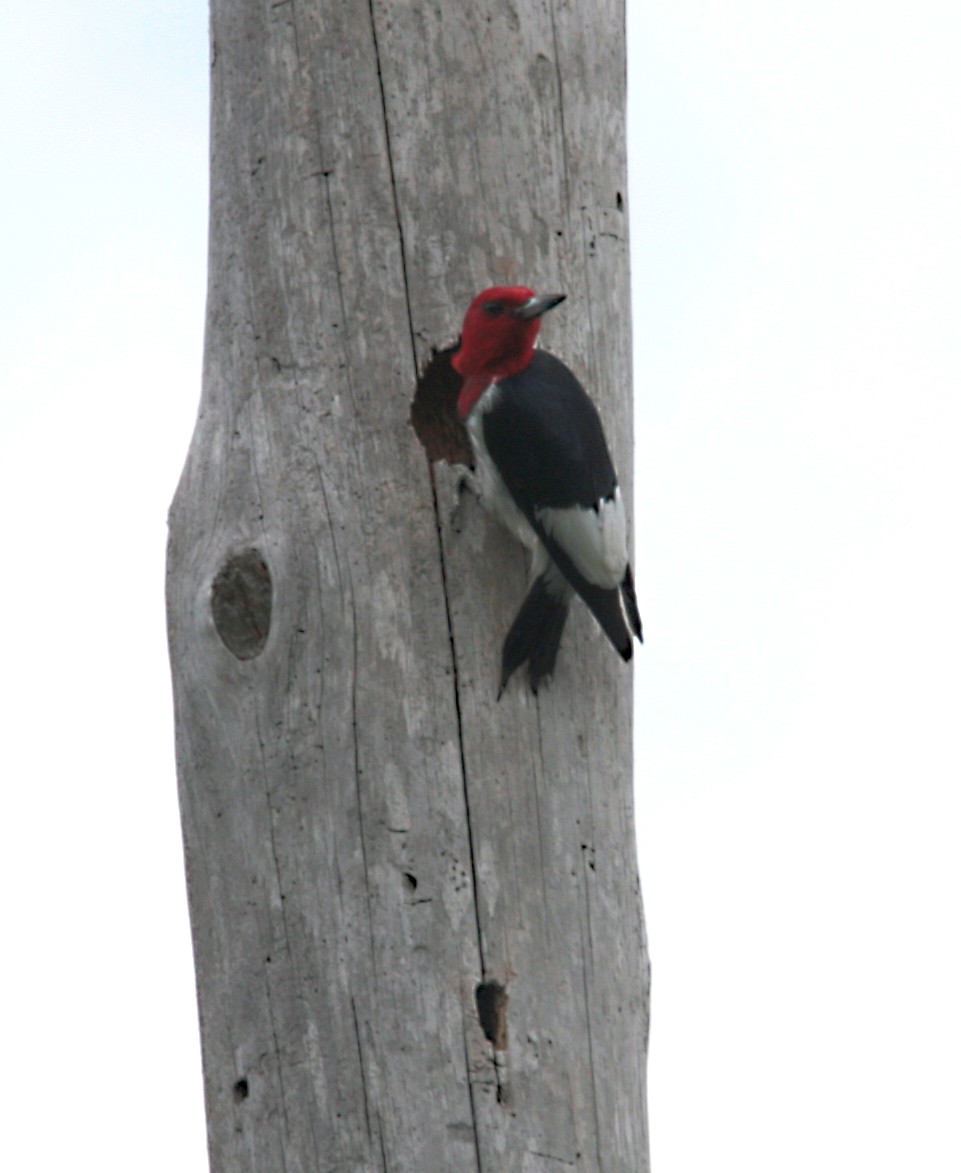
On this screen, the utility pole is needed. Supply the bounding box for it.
[166,1,649,1168]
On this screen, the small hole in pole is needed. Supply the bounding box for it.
[475,980,509,1051]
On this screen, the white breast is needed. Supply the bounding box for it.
[465,383,539,551]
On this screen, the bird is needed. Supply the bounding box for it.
[451,285,642,694]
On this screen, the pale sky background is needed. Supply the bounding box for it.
[2,2,959,1170]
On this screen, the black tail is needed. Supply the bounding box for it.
[536,531,643,663]
[499,575,571,697]
[573,578,635,660]
[621,565,643,643]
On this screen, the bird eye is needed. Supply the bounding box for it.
[483,302,504,316]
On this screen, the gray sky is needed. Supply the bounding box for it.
[2,2,959,1169]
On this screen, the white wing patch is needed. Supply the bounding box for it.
[465,382,626,592]
[536,488,627,589]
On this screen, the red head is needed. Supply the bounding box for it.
[452,286,566,413]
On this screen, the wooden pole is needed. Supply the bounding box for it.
[167,0,649,1168]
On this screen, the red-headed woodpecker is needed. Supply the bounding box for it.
[452,285,642,694]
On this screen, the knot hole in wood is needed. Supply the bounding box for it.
[211,548,272,660]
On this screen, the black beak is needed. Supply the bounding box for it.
[513,292,566,320]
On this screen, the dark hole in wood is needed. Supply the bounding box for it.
[233,1078,249,1103]
[403,872,418,891]
[475,980,508,1051]
[211,548,272,659]
[410,344,473,467]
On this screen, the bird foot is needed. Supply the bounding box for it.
[450,471,480,533]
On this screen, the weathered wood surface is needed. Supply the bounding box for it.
[166,0,650,1169]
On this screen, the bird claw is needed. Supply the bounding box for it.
[450,472,480,533]
[458,471,480,500]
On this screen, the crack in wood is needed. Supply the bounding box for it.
[367,0,488,1037]
[322,172,360,418]
[366,0,416,360]
[253,704,297,1164]
[580,833,603,1172]
[548,0,571,216]
[349,583,379,980]
[461,1019,486,1173]
[351,998,375,1148]
[263,974,292,1169]
[426,460,488,975]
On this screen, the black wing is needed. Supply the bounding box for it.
[482,350,617,513]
